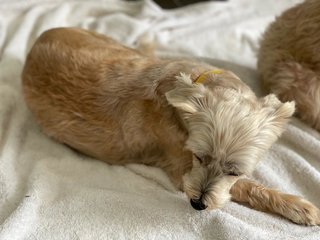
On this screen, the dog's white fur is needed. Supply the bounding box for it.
[168,73,295,209]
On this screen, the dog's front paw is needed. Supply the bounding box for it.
[280,195,320,226]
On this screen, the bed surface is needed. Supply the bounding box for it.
[1,0,320,239]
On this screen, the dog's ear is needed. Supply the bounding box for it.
[260,94,295,137]
[262,94,295,120]
[231,94,295,170]
[165,73,205,115]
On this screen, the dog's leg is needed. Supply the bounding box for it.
[230,178,320,225]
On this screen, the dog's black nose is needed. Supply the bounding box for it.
[190,198,207,211]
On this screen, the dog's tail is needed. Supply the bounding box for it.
[261,61,320,131]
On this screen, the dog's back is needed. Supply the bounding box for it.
[22,28,186,165]
[258,0,320,130]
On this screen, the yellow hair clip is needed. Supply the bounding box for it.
[194,69,223,84]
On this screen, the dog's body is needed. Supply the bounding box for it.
[22,28,212,188]
[22,27,320,225]
[258,0,320,131]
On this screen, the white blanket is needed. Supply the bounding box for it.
[1,0,320,239]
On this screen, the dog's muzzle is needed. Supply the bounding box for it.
[190,198,207,211]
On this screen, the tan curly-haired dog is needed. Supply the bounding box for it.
[258,0,320,131]
[22,27,320,225]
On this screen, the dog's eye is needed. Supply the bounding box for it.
[228,172,240,177]
[194,154,203,163]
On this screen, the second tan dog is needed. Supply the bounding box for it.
[258,0,320,131]
[22,27,320,225]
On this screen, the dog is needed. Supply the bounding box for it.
[258,0,320,131]
[22,27,320,225]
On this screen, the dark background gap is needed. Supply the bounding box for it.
[125,0,228,9]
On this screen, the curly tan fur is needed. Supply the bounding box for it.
[22,27,319,225]
[258,0,320,131]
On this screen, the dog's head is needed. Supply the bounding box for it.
[165,71,295,211]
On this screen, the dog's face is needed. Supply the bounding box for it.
[166,72,295,210]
